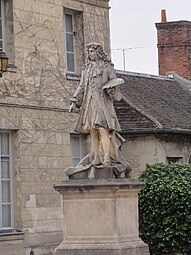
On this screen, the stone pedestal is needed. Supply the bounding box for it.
[54,179,149,255]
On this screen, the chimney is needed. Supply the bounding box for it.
[161,9,167,23]
[155,11,191,80]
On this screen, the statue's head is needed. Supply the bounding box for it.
[87,43,110,63]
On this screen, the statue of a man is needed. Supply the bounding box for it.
[70,43,131,174]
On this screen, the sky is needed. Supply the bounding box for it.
[109,0,191,75]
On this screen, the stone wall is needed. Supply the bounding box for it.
[0,100,77,254]
[4,0,110,102]
[0,0,111,254]
[123,134,191,179]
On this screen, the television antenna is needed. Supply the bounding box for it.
[112,47,145,71]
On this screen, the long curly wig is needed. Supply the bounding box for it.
[87,43,111,63]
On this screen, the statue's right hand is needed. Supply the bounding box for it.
[69,102,76,112]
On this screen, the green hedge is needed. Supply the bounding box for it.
[139,163,191,255]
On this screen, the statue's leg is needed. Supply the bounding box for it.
[90,129,101,165]
[99,127,111,166]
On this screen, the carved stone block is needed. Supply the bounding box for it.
[54,179,150,255]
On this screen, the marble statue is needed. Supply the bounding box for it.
[67,43,132,179]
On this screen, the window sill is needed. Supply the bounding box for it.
[66,73,80,81]
[0,229,25,241]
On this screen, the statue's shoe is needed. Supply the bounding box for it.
[93,154,102,166]
[103,155,111,167]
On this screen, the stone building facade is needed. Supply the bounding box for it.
[0,0,110,254]
[2,2,191,254]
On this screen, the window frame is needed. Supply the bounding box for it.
[0,0,5,52]
[0,131,14,231]
[166,156,183,164]
[64,10,76,74]
[70,134,83,167]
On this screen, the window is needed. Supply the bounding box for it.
[64,12,75,73]
[64,8,84,75]
[0,0,5,52]
[167,156,183,164]
[70,135,82,166]
[0,0,15,63]
[70,134,89,167]
[0,132,13,231]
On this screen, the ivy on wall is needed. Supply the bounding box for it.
[139,163,191,255]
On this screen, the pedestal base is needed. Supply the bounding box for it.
[55,240,149,255]
[54,179,150,255]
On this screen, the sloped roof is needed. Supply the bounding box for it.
[114,98,158,132]
[116,71,191,133]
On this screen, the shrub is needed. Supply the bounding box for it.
[139,163,191,255]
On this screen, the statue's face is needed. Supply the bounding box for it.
[88,47,98,61]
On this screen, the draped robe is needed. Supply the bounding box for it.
[70,60,132,176]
